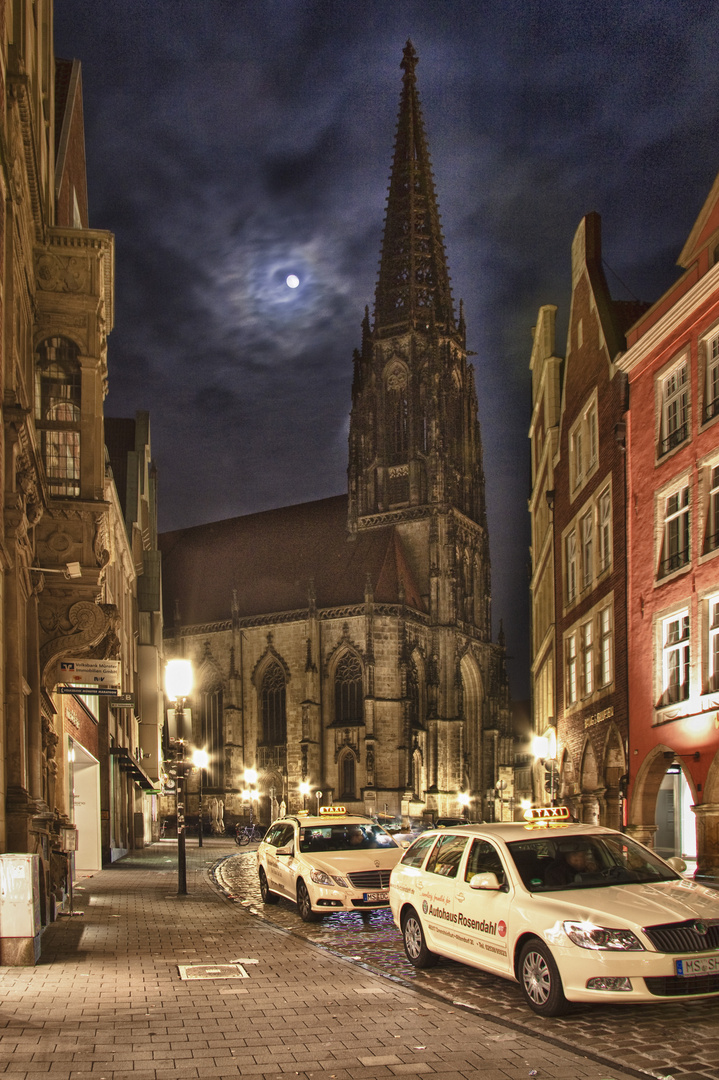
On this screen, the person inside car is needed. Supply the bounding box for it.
[544,842,598,886]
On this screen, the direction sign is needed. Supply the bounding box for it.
[57,658,121,688]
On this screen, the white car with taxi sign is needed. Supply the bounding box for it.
[389,807,719,1015]
[256,806,403,921]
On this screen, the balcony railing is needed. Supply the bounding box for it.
[705,396,719,423]
[659,547,689,577]
[660,423,688,456]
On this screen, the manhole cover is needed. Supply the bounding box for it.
[178,964,249,980]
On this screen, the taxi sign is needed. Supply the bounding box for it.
[319,805,347,816]
[523,806,571,829]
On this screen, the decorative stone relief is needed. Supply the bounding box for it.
[39,600,119,691]
[36,253,89,294]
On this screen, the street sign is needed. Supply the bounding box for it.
[57,686,119,696]
[110,694,135,708]
[58,659,121,688]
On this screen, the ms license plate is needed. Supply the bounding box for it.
[363,890,389,903]
[675,954,719,977]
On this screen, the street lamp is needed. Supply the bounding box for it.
[165,658,193,895]
[315,789,323,815]
[192,749,209,847]
[244,768,258,826]
[533,729,558,805]
[299,781,310,810]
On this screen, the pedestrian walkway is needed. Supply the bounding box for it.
[0,839,642,1080]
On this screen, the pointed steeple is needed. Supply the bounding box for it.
[373,41,456,338]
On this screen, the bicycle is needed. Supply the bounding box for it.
[236,823,265,846]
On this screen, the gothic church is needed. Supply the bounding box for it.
[160,43,511,827]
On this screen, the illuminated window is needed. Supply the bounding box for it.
[661,612,690,706]
[566,633,577,705]
[569,398,598,492]
[598,606,613,687]
[705,333,719,422]
[660,361,689,456]
[659,484,690,577]
[566,530,577,604]
[598,487,612,572]
[708,598,719,693]
[704,464,719,555]
[581,511,593,590]
[581,621,593,696]
[35,337,81,497]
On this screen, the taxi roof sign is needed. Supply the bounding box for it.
[319,805,346,816]
[523,805,571,824]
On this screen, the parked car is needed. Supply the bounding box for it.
[257,806,403,922]
[389,807,719,1015]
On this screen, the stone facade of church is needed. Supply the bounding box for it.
[160,43,511,830]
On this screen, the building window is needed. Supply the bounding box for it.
[35,337,81,497]
[581,621,593,696]
[705,334,719,422]
[386,371,409,463]
[660,361,689,456]
[708,598,719,693]
[598,606,613,687]
[566,633,577,705]
[261,661,286,745]
[661,612,690,706]
[339,751,356,799]
[581,511,593,590]
[335,652,363,724]
[659,484,690,577]
[704,464,719,555]
[569,397,598,492]
[598,487,612,572]
[566,530,577,604]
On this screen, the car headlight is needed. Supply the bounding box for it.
[309,869,349,888]
[564,921,645,951]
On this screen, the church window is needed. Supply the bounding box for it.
[335,652,363,724]
[201,687,223,788]
[339,751,356,799]
[35,337,81,497]
[261,661,286,745]
[388,386,408,462]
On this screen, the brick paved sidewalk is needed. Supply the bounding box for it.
[0,839,641,1080]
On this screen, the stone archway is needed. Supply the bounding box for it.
[627,744,692,851]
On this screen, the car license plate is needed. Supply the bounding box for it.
[363,890,388,903]
[675,954,719,977]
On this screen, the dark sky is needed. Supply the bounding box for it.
[54,1,719,699]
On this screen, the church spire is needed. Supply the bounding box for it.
[373,41,456,338]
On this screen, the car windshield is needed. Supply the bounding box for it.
[506,832,681,891]
[299,823,398,853]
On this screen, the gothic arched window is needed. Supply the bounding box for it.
[386,370,408,463]
[335,652,363,724]
[261,661,286,745]
[35,337,81,497]
[339,751,356,799]
[201,686,223,789]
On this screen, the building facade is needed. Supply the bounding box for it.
[529,214,643,826]
[0,4,162,954]
[160,43,511,831]
[617,169,719,876]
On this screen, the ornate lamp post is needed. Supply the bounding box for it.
[165,658,193,895]
[192,749,209,847]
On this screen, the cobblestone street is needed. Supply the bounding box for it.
[215,849,719,1080]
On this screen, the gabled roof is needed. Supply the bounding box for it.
[678,168,719,270]
[159,495,425,628]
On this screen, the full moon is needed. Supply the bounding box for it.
[286,274,300,289]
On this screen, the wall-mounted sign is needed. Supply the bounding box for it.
[110,694,135,708]
[58,659,121,688]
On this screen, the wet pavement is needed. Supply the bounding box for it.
[215,848,719,1080]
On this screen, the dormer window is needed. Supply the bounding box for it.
[35,337,81,498]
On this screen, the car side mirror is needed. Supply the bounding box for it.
[665,856,687,873]
[400,840,410,849]
[276,843,293,856]
[469,871,502,891]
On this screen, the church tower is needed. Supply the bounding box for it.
[348,41,491,642]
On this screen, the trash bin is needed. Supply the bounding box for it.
[0,853,41,965]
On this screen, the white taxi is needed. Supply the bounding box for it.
[257,807,403,922]
[389,808,719,1016]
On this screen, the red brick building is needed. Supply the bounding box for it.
[530,214,645,826]
[617,170,719,876]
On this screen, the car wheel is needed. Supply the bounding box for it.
[518,937,569,1016]
[258,868,279,905]
[401,907,438,968]
[296,879,322,922]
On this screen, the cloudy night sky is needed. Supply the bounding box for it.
[54,1,719,697]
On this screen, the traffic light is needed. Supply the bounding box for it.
[544,762,559,794]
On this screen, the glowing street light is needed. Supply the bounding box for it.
[165,659,193,895]
[244,768,258,827]
[458,791,470,820]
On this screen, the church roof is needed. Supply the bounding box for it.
[373,40,456,338]
[159,494,425,628]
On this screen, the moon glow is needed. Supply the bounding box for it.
[286,274,300,289]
